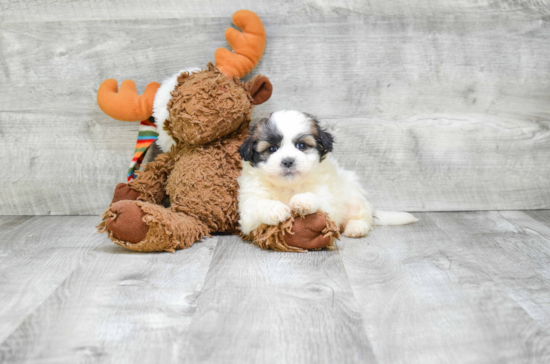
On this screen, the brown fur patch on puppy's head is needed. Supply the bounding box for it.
[239,116,282,166]
[302,113,334,160]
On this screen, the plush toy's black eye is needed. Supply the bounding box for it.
[295,142,306,150]
[268,146,278,153]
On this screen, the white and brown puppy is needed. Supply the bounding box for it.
[237,110,418,237]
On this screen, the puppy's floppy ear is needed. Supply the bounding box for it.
[316,128,334,158]
[239,122,259,162]
[305,113,334,159]
[239,136,256,162]
[248,75,273,105]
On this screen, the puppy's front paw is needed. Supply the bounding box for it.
[343,219,370,238]
[264,202,291,225]
[289,193,318,216]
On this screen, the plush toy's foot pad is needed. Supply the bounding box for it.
[112,183,141,205]
[244,211,340,253]
[98,201,210,253]
[105,200,149,243]
[285,213,335,250]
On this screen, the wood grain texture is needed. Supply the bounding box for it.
[430,211,550,332]
[0,232,217,364]
[339,211,550,363]
[1,1,550,214]
[525,209,550,227]
[183,235,376,364]
[0,216,102,343]
[327,116,550,211]
[1,0,549,22]
[2,213,550,363]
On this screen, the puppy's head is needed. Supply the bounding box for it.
[239,110,334,185]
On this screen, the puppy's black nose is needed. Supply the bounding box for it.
[281,158,295,168]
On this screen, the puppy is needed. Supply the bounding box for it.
[237,110,418,238]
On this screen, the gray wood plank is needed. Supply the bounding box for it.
[2,212,550,363]
[0,216,102,343]
[327,116,550,211]
[1,12,550,214]
[429,211,550,331]
[183,235,375,364]
[0,112,138,215]
[3,15,550,119]
[0,230,217,363]
[1,0,549,22]
[525,210,550,227]
[428,211,550,356]
[339,212,550,364]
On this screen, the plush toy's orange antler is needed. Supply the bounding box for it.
[97,79,160,121]
[215,10,266,79]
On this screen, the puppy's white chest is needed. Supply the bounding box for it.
[270,187,301,204]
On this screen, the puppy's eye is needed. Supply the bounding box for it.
[268,146,278,153]
[295,142,306,150]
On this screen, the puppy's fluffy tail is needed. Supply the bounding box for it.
[374,210,419,226]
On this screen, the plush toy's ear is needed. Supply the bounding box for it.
[249,75,273,105]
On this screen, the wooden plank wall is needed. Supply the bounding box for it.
[1,0,549,215]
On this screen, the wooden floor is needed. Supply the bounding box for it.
[1,211,550,363]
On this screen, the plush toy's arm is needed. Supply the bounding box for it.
[243,212,340,253]
[128,151,175,204]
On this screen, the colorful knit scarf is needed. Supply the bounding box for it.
[127,117,158,181]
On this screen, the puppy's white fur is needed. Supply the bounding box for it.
[238,110,418,237]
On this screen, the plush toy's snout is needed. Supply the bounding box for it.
[164,66,273,146]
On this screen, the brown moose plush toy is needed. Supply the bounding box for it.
[97,10,339,252]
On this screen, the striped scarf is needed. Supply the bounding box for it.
[127,117,158,181]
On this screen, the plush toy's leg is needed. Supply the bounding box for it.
[127,152,174,205]
[97,200,209,252]
[111,183,141,204]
